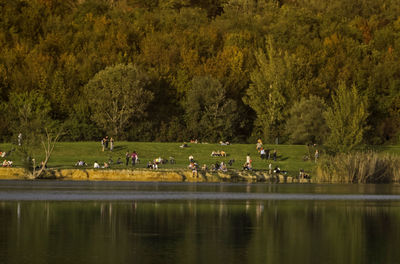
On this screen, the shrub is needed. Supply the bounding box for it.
[315,151,400,183]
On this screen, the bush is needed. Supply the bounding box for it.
[315,151,400,183]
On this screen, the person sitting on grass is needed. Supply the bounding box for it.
[214,161,220,171]
[219,162,227,172]
[2,159,12,167]
[192,167,198,178]
[154,157,163,164]
[243,162,251,170]
[93,161,100,169]
[75,160,87,166]
[273,167,287,174]
[189,155,194,163]
[188,162,198,170]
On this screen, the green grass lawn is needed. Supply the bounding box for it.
[1,141,400,177]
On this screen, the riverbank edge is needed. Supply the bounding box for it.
[0,168,310,183]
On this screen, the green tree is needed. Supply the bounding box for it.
[184,76,239,141]
[5,90,63,178]
[323,82,369,153]
[286,95,328,144]
[84,64,154,138]
[7,91,52,147]
[243,42,287,143]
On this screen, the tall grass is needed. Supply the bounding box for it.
[315,151,400,183]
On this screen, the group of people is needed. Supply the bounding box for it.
[187,160,229,177]
[259,148,277,161]
[211,150,226,157]
[2,159,13,167]
[93,161,107,169]
[75,160,87,167]
[256,139,277,161]
[101,136,114,152]
[125,151,139,166]
[93,157,123,168]
[213,161,228,172]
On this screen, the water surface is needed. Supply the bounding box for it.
[1,180,400,264]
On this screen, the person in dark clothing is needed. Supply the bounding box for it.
[105,136,109,149]
[125,151,130,166]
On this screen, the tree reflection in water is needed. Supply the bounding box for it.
[1,199,400,264]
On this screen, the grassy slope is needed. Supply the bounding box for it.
[1,142,400,177]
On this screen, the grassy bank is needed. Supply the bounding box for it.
[2,142,400,181]
[0,142,317,177]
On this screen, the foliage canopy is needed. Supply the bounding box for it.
[0,0,399,145]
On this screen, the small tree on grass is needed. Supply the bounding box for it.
[84,64,154,139]
[323,82,369,153]
[30,128,63,178]
[6,91,63,178]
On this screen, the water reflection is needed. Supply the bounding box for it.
[1,199,400,264]
[1,181,400,263]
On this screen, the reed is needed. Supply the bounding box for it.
[315,151,400,183]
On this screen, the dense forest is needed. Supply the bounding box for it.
[1,0,400,149]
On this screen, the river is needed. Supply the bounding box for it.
[1,180,400,264]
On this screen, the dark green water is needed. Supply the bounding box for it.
[1,181,400,264]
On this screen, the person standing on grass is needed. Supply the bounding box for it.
[101,138,105,152]
[273,149,277,161]
[131,151,137,166]
[105,136,109,149]
[110,137,114,151]
[314,149,319,162]
[18,133,22,146]
[260,148,266,159]
[125,151,130,166]
[246,154,251,166]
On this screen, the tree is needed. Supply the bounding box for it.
[84,64,154,138]
[323,82,369,153]
[7,91,52,148]
[286,95,328,144]
[31,127,63,179]
[184,76,239,142]
[6,90,63,178]
[243,41,287,143]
